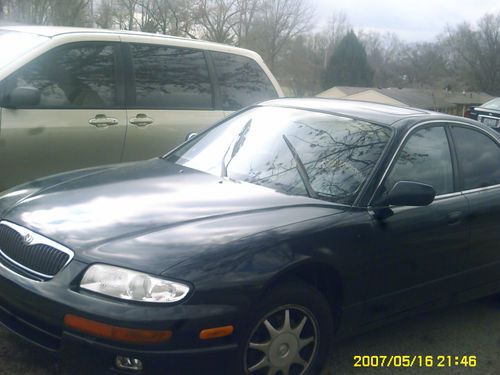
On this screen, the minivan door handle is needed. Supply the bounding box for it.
[129,114,154,127]
[89,114,119,128]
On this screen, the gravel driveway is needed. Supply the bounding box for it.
[0,297,498,375]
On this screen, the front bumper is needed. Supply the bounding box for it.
[0,260,241,373]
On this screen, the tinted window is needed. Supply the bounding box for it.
[6,43,119,107]
[386,126,454,195]
[167,106,391,204]
[452,127,500,189]
[211,51,278,110]
[131,44,212,109]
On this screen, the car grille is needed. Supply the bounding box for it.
[0,221,73,281]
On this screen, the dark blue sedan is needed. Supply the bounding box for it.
[0,99,499,375]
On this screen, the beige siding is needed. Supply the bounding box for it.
[345,90,406,106]
[316,87,348,99]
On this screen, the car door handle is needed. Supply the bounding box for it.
[89,114,119,128]
[447,210,463,225]
[129,114,154,127]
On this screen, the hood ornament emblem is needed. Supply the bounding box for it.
[23,233,33,245]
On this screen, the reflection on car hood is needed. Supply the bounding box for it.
[1,159,342,272]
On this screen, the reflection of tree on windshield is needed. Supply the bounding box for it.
[241,121,390,204]
[169,107,392,205]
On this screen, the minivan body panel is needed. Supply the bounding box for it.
[122,109,224,162]
[0,27,282,191]
[0,109,127,190]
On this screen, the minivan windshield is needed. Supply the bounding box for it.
[0,31,48,71]
[166,106,392,205]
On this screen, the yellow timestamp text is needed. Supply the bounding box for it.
[353,355,477,368]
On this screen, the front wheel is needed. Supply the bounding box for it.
[239,281,334,375]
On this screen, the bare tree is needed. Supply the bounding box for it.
[359,31,407,87]
[322,11,350,68]
[95,0,115,29]
[139,0,196,36]
[50,0,91,26]
[444,13,500,95]
[117,0,139,29]
[256,0,315,69]
[195,0,239,43]
[232,0,259,45]
[0,0,90,26]
[2,0,52,24]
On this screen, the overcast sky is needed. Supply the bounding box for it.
[315,0,500,42]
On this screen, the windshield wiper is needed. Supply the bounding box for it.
[282,134,318,199]
[221,119,252,178]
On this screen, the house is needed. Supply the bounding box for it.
[316,86,493,115]
[436,91,493,116]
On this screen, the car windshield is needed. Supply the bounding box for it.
[0,31,48,71]
[481,98,500,110]
[166,106,392,205]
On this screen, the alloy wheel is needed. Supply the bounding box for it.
[244,305,319,375]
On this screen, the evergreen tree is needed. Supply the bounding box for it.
[323,30,374,89]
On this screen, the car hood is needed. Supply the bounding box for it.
[0,159,344,274]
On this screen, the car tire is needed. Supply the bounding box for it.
[235,280,334,375]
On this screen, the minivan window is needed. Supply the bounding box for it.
[0,31,48,70]
[131,44,212,109]
[385,126,454,195]
[452,126,500,190]
[4,43,120,108]
[211,51,278,110]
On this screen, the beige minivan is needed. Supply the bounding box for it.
[0,26,283,191]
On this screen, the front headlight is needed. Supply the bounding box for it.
[80,264,190,303]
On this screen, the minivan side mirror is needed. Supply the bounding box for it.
[1,87,41,109]
[383,181,436,207]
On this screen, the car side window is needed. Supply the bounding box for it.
[385,126,454,196]
[211,51,278,110]
[6,43,119,108]
[452,126,500,190]
[131,44,212,109]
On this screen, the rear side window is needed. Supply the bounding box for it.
[4,43,119,108]
[131,44,212,109]
[211,51,278,110]
[452,126,500,190]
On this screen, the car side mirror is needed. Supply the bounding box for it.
[372,181,436,220]
[383,181,436,207]
[1,87,41,109]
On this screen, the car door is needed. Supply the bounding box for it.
[0,41,126,190]
[450,125,500,296]
[121,43,224,162]
[365,124,469,321]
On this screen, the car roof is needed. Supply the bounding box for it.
[0,25,260,58]
[260,97,479,127]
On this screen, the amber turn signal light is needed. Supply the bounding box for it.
[199,325,234,340]
[64,314,172,344]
